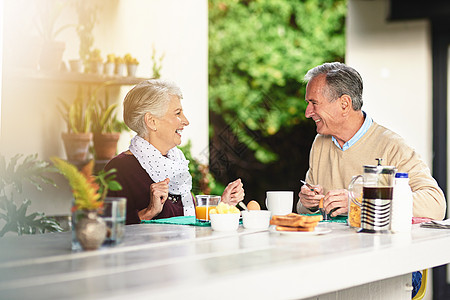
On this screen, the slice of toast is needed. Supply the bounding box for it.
[275,225,316,232]
[270,213,323,227]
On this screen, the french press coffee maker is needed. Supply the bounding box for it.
[348,158,396,233]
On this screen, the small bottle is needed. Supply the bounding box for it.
[390,172,413,233]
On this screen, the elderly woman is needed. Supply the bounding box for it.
[105,79,244,224]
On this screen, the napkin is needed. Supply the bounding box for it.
[141,216,211,227]
[412,217,432,224]
[420,219,450,229]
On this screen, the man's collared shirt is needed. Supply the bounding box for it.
[332,111,373,151]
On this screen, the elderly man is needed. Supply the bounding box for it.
[297,62,446,220]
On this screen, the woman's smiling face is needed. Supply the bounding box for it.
[152,95,189,154]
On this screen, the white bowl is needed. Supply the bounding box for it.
[209,213,240,231]
[241,210,272,229]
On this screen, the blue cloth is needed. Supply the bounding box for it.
[412,271,422,298]
[332,111,373,151]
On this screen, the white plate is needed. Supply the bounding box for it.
[269,226,331,236]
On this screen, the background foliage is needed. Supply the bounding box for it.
[0,154,63,237]
[208,0,346,206]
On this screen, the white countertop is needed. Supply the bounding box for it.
[0,222,449,299]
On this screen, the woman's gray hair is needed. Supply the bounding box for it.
[304,62,363,110]
[123,79,183,136]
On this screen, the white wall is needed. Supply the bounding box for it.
[0,0,208,216]
[347,1,434,297]
[89,0,209,162]
[347,0,432,167]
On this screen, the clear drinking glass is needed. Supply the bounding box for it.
[100,197,127,245]
[195,195,221,222]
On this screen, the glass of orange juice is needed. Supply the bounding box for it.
[195,195,221,222]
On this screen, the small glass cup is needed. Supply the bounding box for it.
[195,195,220,222]
[100,197,127,245]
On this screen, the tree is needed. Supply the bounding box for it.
[209,0,346,204]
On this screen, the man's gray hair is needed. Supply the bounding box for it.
[304,62,363,110]
[123,79,183,137]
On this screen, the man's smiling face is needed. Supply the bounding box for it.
[304,74,343,137]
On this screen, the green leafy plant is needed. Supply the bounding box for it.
[151,44,165,79]
[75,0,97,64]
[0,154,63,237]
[91,98,118,134]
[179,141,225,196]
[58,86,93,134]
[90,88,129,134]
[51,157,122,212]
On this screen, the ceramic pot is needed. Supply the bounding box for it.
[69,59,83,73]
[61,132,92,162]
[104,62,115,76]
[89,61,103,75]
[75,211,106,251]
[93,132,120,160]
[39,41,65,71]
[127,64,138,77]
[115,63,126,76]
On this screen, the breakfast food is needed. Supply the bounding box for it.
[348,198,361,228]
[247,200,261,210]
[270,213,323,232]
[274,225,316,232]
[209,202,240,215]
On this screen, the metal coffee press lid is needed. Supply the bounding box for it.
[363,158,396,175]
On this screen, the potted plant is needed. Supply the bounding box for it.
[151,44,165,79]
[115,56,126,76]
[0,154,63,237]
[124,53,139,77]
[88,48,103,74]
[58,86,93,162]
[75,0,97,69]
[91,91,129,161]
[104,54,116,76]
[51,157,121,250]
[34,0,75,71]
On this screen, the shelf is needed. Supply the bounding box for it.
[5,68,150,86]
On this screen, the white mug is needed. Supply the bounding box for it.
[265,191,293,216]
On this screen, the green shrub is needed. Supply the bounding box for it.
[209,0,346,163]
[179,141,225,196]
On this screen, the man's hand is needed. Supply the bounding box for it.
[221,178,245,206]
[138,178,170,220]
[298,183,324,211]
[323,189,348,217]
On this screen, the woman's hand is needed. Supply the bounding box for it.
[138,178,170,220]
[221,178,244,206]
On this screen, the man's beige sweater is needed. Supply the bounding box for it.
[299,122,446,220]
